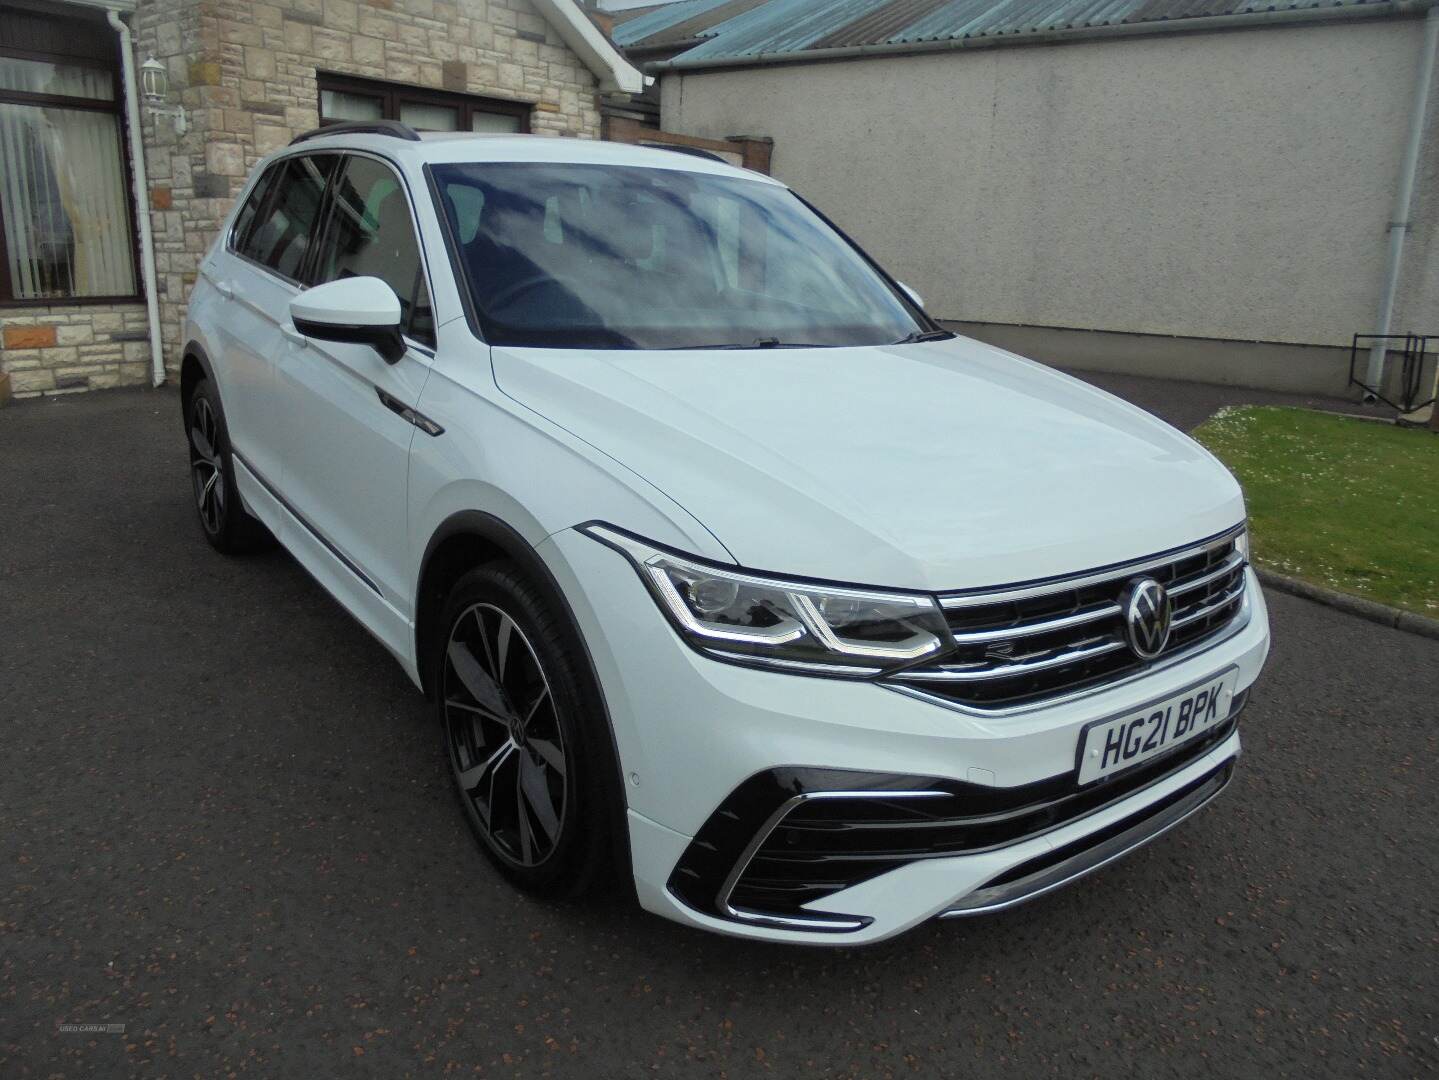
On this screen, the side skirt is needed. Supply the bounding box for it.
[232,451,422,687]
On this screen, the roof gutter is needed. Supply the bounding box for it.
[648,0,1436,74]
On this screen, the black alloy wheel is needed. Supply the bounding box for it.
[435,561,620,898]
[443,601,569,867]
[189,393,227,538]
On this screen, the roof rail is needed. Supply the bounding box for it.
[647,143,729,165]
[289,120,422,146]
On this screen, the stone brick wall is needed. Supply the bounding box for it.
[0,0,602,400]
[1,306,152,397]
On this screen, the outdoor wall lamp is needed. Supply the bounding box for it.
[140,56,188,135]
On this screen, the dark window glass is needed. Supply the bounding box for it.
[431,163,924,350]
[236,154,335,281]
[230,165,278,255]
[408,276,434,347]
[311,155,432,347]
[316,73,529,134]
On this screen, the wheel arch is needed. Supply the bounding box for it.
[179,342,216,423]
[417,509,634,890]
[416,512,586,701]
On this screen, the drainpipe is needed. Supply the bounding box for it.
[1365,5,1439,394]
[107,9,166,388]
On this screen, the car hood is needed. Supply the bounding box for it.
[490,336,1245,591]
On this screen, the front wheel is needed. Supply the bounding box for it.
[436,561,618,897]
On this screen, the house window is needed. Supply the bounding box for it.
[0,5,137,303]
[317,73,529,135]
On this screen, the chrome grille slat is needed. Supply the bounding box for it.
[1171,579,1246,628]
[892,527,1249,711]
[895,636,1127,683]
[1168,551,1244,597]
[949,602,1122,645]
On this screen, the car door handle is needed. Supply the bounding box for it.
[281,325,309,348]
[214,280,234,300]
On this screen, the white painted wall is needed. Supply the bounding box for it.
[661,20,1438,348]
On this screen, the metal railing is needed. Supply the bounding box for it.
[1349,333,1437,414]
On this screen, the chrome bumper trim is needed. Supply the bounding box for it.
[938,761,1233,918]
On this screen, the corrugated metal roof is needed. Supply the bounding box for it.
[636,0,1404,64]
[612,0,740,46]
[634,0,775,48]
[809,0,952,49]
[678,0,887,59]
[893,0,1352,40]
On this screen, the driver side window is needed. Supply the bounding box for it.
[310,155,434,348]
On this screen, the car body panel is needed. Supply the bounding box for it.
[272,331,431,613]
[408,324,733,573]
[197,259,293,488]
[491,337,1244,591]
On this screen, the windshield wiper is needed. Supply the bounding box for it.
[667,342,758,350]
[890,329,954,345]
[667,338,829,351]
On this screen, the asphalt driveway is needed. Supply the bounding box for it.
[2,373,1435,1078]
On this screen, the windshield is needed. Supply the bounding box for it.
[430,162,928,350]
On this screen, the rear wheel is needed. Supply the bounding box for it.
[437,561,617,896]
[187,379,270,553]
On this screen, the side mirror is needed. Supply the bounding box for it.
[897,281,924,310]
[290,276,405,363]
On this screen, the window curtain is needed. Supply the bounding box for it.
[0,59,135,299]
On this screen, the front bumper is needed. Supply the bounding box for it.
[540,529,1271,945]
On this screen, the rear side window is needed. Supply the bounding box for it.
[233,154,337,281]
[311,155,433,347]
[230,167,277,255]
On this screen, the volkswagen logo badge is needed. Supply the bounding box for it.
[1121,576,1173,660]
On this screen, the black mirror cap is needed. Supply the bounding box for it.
[292,317,405,364]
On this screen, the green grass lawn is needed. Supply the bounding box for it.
[1192,406,1438,618]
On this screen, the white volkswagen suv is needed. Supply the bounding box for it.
[181,122,1269,944]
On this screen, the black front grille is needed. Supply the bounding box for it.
[889,527,1248,711]
[668,695,1244,930]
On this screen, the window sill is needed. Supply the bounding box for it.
[0,294,145,310]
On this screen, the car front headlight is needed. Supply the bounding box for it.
[582,524,950,676]
[1234,525,1250,562]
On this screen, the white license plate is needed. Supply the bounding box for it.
[1077,670,1237,785]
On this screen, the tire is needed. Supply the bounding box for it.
[435,560,618,897]
[186,378,271,554]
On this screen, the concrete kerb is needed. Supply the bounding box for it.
[1256,567,1439,642]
